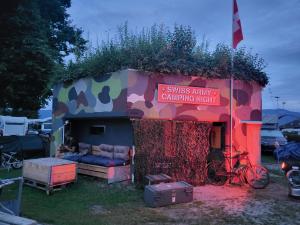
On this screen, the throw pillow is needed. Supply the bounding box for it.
[78,142,91,155]
[99,144,114,159]
[114,145,130,161]
[91,145,101,155]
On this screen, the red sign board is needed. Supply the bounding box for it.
[157,84,220,106]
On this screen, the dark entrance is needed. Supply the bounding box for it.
[210,122,226,151]
[207,122,226,163]
[64,118,134,146]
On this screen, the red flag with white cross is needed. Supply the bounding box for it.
[232,0,243,49]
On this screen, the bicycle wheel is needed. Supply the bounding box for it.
[12,159,23,169]
[207,160,227,186]
[1,156,8,169]
[245,165,270,189]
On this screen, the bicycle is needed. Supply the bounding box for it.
[207,148,270,189]
[0,146,23,170]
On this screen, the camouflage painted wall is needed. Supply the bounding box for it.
[52,69,262,162]
[126,70,262,163]
[51,70,129,153]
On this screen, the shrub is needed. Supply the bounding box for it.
[57,23,269,86]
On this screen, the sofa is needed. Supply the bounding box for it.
[63,143,131,184]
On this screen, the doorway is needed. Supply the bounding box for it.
[210,122,226,151]
[207,122,226,169]
[132,119,212,185]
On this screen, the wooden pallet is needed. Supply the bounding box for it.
[23,178,72,195]
[78,163,131,184]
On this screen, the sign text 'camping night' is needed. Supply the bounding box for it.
[157,84,220,106]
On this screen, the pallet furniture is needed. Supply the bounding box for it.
[73,144,132,184]
[77,163,131,184]
[23,158,77,195]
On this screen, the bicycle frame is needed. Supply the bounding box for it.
[1,152,21,170]
[207,146,270,188]
[223,151,250,184]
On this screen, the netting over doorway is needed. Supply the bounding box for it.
[132,119,212,186]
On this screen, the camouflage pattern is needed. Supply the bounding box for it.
[52,69,262,161]
[51,70,128,152]
[127,70,262,163]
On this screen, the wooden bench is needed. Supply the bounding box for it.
[59,144,133,184]
[77,163,131,184]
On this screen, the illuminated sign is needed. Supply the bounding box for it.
[157,84,220,106]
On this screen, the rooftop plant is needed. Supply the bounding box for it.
[58,23,269,86]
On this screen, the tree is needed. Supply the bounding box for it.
[0,0,86,117]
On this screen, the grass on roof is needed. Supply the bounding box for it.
[56,23,269,87]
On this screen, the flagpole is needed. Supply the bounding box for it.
[231,0,243,180]
[230,0,234,178]
[230,54,234,177]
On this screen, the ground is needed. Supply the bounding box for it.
[1,156,300,225]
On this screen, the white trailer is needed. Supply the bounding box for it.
[0,116,28,136]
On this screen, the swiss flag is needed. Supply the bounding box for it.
[232,0,243,49]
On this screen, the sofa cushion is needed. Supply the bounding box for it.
[114,145,130,161]
[63,153,82,162]
[91,145,102,155]
[79,155,127,167]
[78,142,91,155]
[99,144,114,159]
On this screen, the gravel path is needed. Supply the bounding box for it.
[153,175,300,225]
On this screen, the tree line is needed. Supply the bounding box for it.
[0,0,86,117]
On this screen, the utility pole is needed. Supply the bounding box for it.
[274,96,280,109]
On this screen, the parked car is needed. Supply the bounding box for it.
[261,129,287,151]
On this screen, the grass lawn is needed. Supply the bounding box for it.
[0,161,297,225]
[0,169,168,225]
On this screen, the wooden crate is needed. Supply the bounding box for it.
[23,157,77,194]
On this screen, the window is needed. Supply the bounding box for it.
[43,123,52,130]
[90,125,105,135]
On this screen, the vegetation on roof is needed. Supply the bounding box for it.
[58,23,269,86]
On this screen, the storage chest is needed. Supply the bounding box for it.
[23,158,77,194]
[144,173,172,185]
[144,181,193,207]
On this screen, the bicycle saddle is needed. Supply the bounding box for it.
[224,150,248,158]
[239,151,249,156]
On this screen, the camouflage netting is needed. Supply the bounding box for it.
[132,119,212,186]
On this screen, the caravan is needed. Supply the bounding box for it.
[0,116,28,136]
[27,117,52,135]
